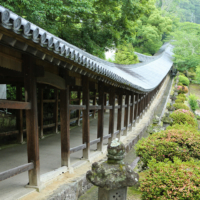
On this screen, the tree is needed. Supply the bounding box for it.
[168,22,200,71]
[115,43,138,65]
[132,4,172,55]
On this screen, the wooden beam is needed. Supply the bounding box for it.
[82,76,90,159]
[0,163,34,181]
[0,100,31,109]
[108,87,115,143]
[77,91,81,126]
[134,94,139,124]
[37,71,65,90]
[117,93,123,140]
[129,93,135,130]
[16,85,24,143]
[23,54,40,187]
[39,88,43,139]
[92,91,97,118]
[54,89,59,133]
[124,92,129,136]
[97,82,104,151]
[60,84,70,167]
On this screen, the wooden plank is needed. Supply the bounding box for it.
[37,71,65,90]
[97,82,104,151]
[108,87,115,143]
[53,89,59,133]
[23,54,40,187]
[60,83,70,167]
[39,88,43,139]
[124,92,129,135]
[103,134,111,140]
[70,144,86,154]
[0,162,34,181]
[0,100,31,109]
[69,105,86,110]
[82,76,90,159]
[104,93,107,113]
[90,138,100,146]
[16,85,23,143]
[0,51,22,63]
[117,93,123,140]
[89,105,101,110]
[104,106,113,109]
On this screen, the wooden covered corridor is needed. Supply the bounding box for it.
[0,5,173,198]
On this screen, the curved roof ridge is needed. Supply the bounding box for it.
[0,6,173,93]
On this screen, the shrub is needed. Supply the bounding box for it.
[136,128,200,168]
[140,158,200,200]
[188,93,199,111]
[173,109,194,118]
[170,111,197,127]
[177,85,188,94]
[175,98,184,103]
[167,123,197,132]
[178,82,183,86]
[179,75,190,86]
[173,103,189,110]
[176,96,186,102]
[178,93,186,99]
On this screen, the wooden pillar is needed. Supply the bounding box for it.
[23,54,40,187]
[97,82,104,151]
[133,94,139,125]
[117,93,123,140]
[16,85,23,143]
[92,91,97,119]
[54,89,58,133]
[124,92,129,136]
[129,93,135,130]
[104,93,107,113]
[77,91,81,126]
[60,85,70,167]
[82,76,90,159]
[39,87,43,139]
[108,87,115,143]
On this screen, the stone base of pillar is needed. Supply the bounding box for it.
[98,187,127,200]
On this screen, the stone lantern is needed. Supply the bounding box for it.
[86,139,139,200]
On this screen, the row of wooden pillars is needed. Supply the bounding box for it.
[1,54,165,187]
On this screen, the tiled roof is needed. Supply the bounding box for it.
[0,6,173,93]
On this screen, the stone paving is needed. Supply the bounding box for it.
[0,76,171,200]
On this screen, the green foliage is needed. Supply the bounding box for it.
[175,98,184,103]
[173,109,195,118]
[173,103,189,110]
[140,158,200,200]
[177,85,188,94]
[167,22,200,71]
[177,93,187,100]
[179,75,190,86]
[133,4,173,55]
[0,0,152,58]
[195,66,200,84]
[170,110,197,126]
[136,127,200,169]
[188,93,199,111]
[115,43,138,64]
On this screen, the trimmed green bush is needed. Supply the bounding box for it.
[173,109,194,118]
[170,111,197,127]
[140,158,200,200]
[177,85,188,94]
[175,98,184,103]
[179,75,190,86]
[176,96,186,102]
[136,128,200,168]
[178,93,187,99]
[188,93,199,111]
[173,103,189,110]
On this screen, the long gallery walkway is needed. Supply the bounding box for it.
[0,75,171,200]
